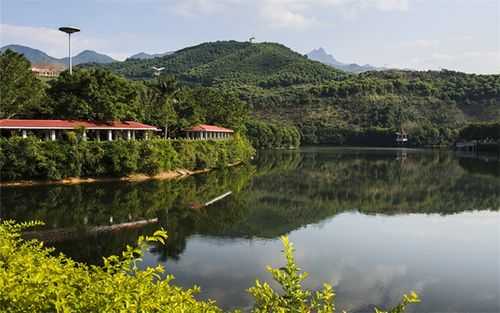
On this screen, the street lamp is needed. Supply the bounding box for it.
[59,26,80,75]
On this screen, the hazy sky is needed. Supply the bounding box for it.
[1,0,499,73]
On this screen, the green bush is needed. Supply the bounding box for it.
[0,221,419,313]
[0,136,255,181]
[246,119,301,149]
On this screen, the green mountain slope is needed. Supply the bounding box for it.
[89,40,500,145]
[92,41,344,84]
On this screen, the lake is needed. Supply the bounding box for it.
[1,147,499,312]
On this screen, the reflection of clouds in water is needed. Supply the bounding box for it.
[142,211,500,312]
[142,237,285,309]
[335,264,408,311]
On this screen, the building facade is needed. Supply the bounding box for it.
[183,124,234,140]
[0,119,160,141]
[31,64,64,78]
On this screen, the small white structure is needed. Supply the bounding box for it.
[396,131,408,144]
[183,124,234,140]
[0,119,160,141]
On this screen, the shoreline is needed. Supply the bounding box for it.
[0,162,242,187]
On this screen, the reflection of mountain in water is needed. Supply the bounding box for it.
[1,148,498,263]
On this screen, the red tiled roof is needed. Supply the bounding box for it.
[0,119,160,131]
[183,124,234,133]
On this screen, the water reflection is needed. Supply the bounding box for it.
[1,148,499,311]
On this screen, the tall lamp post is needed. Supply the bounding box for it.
[59,26,80,75]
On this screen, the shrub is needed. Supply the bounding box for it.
[246,120,301,149]
[0,136,255,181]
[0,221,420,313]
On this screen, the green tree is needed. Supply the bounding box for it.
[140,76,180,138]
[195,88,249,132]
[0,50,45,119]
[46,69,140,121]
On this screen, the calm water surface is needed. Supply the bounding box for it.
[1,147,499,312]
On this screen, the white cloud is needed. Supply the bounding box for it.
[404,50,500,74]
[400,39,440,49]
[169,0,410,29]
[256,0,409,30]
[259,0,318,29]
[368,0,409,11]
[172,0,241,17]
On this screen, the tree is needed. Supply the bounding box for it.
[194,88,249,132]
[0,50,45,119]
[46,69,140,121]
[138,76,181,138]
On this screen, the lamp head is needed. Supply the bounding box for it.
[59,27,80,34]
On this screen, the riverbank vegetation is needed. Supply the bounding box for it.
[246,119,301,149]
[0,135,254,181]
[0,220,419,312]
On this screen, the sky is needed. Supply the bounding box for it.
[0,0,499,74]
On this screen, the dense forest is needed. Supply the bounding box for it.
[89,40,500,146]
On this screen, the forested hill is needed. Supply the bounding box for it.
[88,41,500,145]
[87,41,345,85]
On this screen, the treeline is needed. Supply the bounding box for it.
[314,70,500,104]
[246,119,301,149]
[300,123,458,146]
[0,135,254,181]
[458,122,500,141]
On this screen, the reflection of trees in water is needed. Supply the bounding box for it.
[267,149,499,213]
[222,149,500,238]
[2,149,498,264]
[458,156,500,178]
[1,165,255,264]
[1,165,255,227]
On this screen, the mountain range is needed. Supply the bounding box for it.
[1,44,381,73]
[0,44,116,67]
[306,48,382,73]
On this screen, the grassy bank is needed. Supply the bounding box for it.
[0,135,254,181]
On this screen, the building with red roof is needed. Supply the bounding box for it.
[183,124,234,140]
[0,119,160,141]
